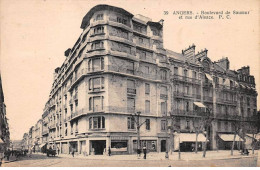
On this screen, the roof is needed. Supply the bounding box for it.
[80,4,134,29]
[166,49,185,61]
[147,21,163,29]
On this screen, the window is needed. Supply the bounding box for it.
[184,69,188,77]
[126,61,134,75]
[70,105,73,112]
[117,16,127,25]
[127,97,135,113]
[145,83,150,94]
[88,57,104,72]
[139,50,146,60]
[89,116,105,129]
[218,121,221,131]
[160,70,167,80]
[174,67,178,75]
[75,121,78,133]
[146,119,150,130]
[161,120,166,131]
[89,96,104,112]
[139,38,143,44]
[144,66,149,74]
[127,117,135,129]
[185,101,189,112]
[145,100,150,114]
[247,108,251,116]
[185,86,189,95]
[94,26,104,35]
[192,71,197,79]
[151,28,159,36]
[91,41,104,50]
[127,79,136,94]
[89,77,105,91]
[247,97,250,106]
[224,122,228,131]
[185,119,190,129]
[161,86,167,95]
[161,102,167,115]
[96,14,103,21]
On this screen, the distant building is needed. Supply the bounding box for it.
[24,4,258,155]
[0,73,10,153]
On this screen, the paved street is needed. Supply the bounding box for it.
[2,150,259,167]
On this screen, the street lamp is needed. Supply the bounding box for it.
[131,111,146,156]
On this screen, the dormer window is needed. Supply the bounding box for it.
[96,14,103,21]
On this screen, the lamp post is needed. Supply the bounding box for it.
[132,111,146,155]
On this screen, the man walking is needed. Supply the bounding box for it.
[143,146,147,159]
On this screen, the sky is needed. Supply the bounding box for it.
[0,0,259,140]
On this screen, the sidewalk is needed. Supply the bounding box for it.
[49,150,258,161]
[1,155,17,164]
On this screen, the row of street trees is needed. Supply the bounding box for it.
[131,109,260,159]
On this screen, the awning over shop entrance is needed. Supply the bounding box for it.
[193,102,206,108]
[39,143,47,148]
[246,133,260,140]
[0,138,4,144]
[218,134,243,142]
[176,133,206,143]
[205,73,213,81]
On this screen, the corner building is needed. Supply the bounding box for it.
[44,5,171,155]
[42,5,258,155]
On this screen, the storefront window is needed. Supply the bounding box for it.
[111,141,128,152]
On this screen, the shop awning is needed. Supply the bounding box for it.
[234,81,239,87]
[246,134,260,140]
[0,138,4,143]
[39,143,47,148]
[223,79,230,86]
[218,134,243,142]
[194,102,206,108]
[205,73,213,81]
[177,133,206,143]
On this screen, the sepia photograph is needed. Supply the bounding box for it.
[0,0,259,167]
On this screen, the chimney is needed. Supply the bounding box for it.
[182,44,196,60]
[64,48,71,57]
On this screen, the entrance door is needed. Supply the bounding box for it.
[91,140,106,155]
[161,140,166,152]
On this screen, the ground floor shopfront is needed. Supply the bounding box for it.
[46,132,228,155]
[48,133,167,156]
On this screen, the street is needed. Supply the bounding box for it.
[2,152,258,167]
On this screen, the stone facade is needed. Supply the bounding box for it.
[24,5,258,155]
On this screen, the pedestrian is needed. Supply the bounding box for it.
[108,147,111,156]
[6,149,10,161]
[143,146,147,159]
[57,147,60,155]
[191,143,195,152]
[72,148,75,157]
[137,148,141,158]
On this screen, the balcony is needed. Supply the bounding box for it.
[69,108,88,121]
[203,81,213,88]
[173,91,184,98]
[127,88,136,94]
[171,110,197,117]
[215,114,240,120]
[192,94,201,99]
[160,94,168,100]
[203,96,213,101]
[172,75,201,85]
[139,56,156,64]
[49,123,56,130]
[42,129,49,135]
[136,42,153,51]
[217,98,237,105]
